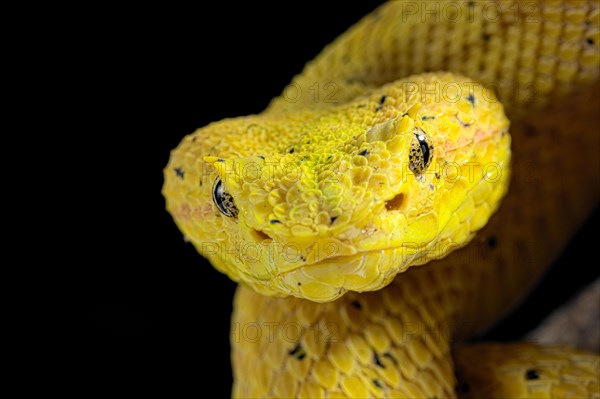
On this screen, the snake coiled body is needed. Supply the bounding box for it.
[163,1,600,397]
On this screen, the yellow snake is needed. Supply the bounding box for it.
[163,1,600,397]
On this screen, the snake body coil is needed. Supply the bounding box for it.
[163,1,600,397]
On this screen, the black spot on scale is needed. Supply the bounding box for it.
[525,369,540,380]
[288,148,295,154]
[330,216,338,224]
[376,95,387,111]
[373,352,385,368]
[421,116,435,121]
[288,344,306,360]
[466,93,476,106]
[487,236,497,248]
[372,379,383,389]
[435,172,440,179]
[174,168,184,179]
[383,352,397,365]
[270,219,281,224]
[587,37,595,45]
[482,33,491,42]
[455,115,471,127]
[358,149,369,156]
[351,300,362,310]
[297,282,301,286]
[257,155,265,160]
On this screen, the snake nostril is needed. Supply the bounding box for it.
[251,229,271,242]
[385,193,405,211]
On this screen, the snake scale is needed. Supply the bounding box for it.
[163,1,600,397]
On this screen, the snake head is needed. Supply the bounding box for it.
[163,73,511,302]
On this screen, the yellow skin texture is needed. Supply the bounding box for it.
[163,1,600,398]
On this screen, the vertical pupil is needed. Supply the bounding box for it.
[417,135,430,166]
[213,179,224,208]
[213,179,227,213]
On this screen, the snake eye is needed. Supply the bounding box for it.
[409,128,433,175]
[212,178,238,218]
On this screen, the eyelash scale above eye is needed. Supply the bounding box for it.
[409,128,434,175]
[212,178,239,218]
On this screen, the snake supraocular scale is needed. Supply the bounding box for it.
[163,1,600,398]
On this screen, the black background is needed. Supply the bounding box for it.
[79,2,598,396]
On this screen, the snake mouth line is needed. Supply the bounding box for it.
[268,245,422,282]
